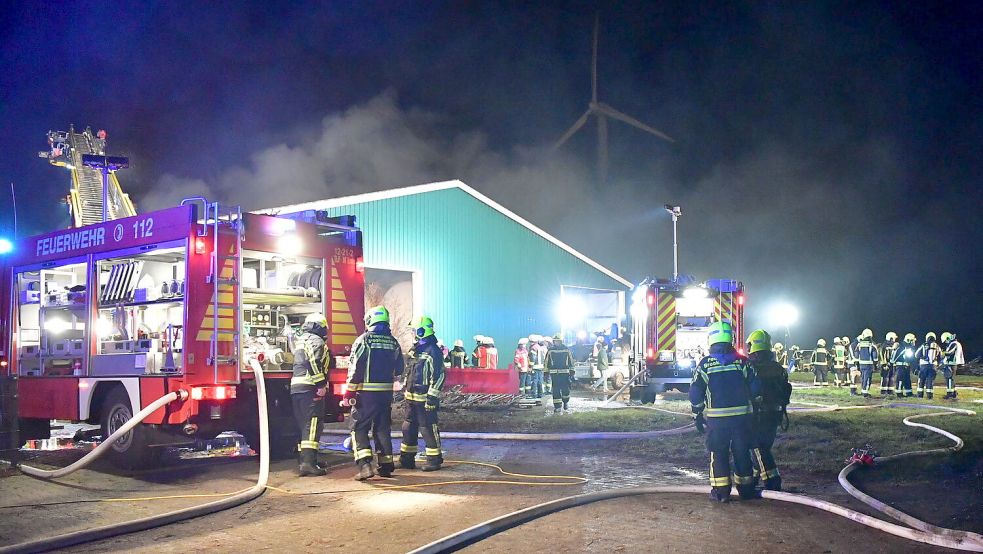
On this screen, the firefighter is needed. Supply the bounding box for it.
[746,330,791,492]
[345,305,404,481]
[845,336,861,396]
[545,333,574,413]
[449,339,468,369]
[941,332,964,399]
[594,335,610,392]
[772,342,787,368]
[485,336,499,368]
[290,313,331,477]
[400,316,446,471]
[541,335,554,394]
[832,337,848,388]
[892,333,917,397]
[855,329,879,398]
[514,338,531,397]
[528,335,545,403]
[437,339,449,365]
[915,332,942,399]
[471,335,484,367]
[690,321,758,502]
[881,332,900,396]
[810,339,831,386]
[788,345,801,373]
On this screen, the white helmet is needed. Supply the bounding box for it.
[437,339,444,347]
[529,334,541,342]
[596,335,605,342]
[473,335,484,343]
[481,336,494,345]
[543,336,553,344]
[487,336,495,345]
[453,339,464,348]
[518,337,528,345]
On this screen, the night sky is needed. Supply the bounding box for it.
[1,1,980,353]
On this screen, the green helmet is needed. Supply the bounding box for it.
[707,321,734,346]
[410,316,435,339]
[746,329,772,354]
[364,305,390,327]
[904,333,916,344]
[304,312,328,328]
[940,332,953,343]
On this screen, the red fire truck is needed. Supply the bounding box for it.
[0,199,365,467]
[629,278,745,403]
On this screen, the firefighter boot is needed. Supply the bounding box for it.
[298,449,326,477]
[927,392,933,400]
[399,453,416,470]
[355,460,375,481]
[737,484,760,500]
[763,476,783,492]
[709,487,730,503]
[421,456,443,472]
[917,391,924,398]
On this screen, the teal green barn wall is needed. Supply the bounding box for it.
[308,186,627,360]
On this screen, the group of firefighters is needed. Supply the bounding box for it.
[690,322,792,502]
[775,330,966,399]
[289,307,446,480]
[510,334,583,409]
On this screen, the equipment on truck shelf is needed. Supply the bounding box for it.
[628,277,745,402]
[0,199,366,467]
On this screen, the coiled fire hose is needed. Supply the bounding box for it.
[18,390,188,479]
[0,359,271,554]
[408,403,983,553]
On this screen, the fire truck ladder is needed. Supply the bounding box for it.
[40,125,137,227]
[205,201,243,384]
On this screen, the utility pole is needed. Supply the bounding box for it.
[664,204,681,282]
[81,154,129,222]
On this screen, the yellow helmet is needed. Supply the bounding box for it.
[746,329,772,354]
[862,328,873,340]
[885,331,898,342]
[925,331,936,342]
[708,321,734,346]
[817,338,826,347]
[904,333,916,344]
[409,316,435,339]
[940,332,953,342]
[773,342,784,351]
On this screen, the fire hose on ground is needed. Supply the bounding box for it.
[0,358,271,554]
[407,402,983,553]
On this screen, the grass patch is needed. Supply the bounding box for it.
[438,406,686,434]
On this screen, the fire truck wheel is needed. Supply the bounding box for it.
[612,371,626,389]
[100,387,161,469]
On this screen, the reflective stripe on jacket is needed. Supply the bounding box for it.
[545,345,574,374]
[690,346,756,418]
[405,336,446,402]
[291,332,329,391]
[346,326,404,393]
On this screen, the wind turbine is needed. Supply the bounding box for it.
[553,14,674,185]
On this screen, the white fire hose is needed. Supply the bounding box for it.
[1,359,270,554]
[19,390,188,479]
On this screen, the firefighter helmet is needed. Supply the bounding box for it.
[304,312,328,328]
[904,333,916,344]
[474,335,484,343]
[518,337,529,345]
[553,333,563,342]
[454,339,464,348]
[529,334,541,342]
[886,331,898,342]
[364,305,390,327]
[817,338,826,347]
[708,321,734,346]
[774,342,784,351]
[543,336,554,344]
[791,344,800,351]
[410,316,435,339]
[833,337,842,345]
[746,329,772,354]
[940,332,953,343]
[925,331,936,342]
[862,328,873,340]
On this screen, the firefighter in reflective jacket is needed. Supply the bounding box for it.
[449,339,468,369]
[746,329,790,492]
[892,333,917,397]
[345,306,404,481]
[941,332,964,399]
[290,313,331,477]
[545,333,574,413]
[690,321,759,502]
[832,338,848,387]
[400,316,446,471]
[810,339,831,386]
[880,332,900,395]
[855,329,879,398]
[915,332,942,399]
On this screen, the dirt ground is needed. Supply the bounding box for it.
[2,428,975,553]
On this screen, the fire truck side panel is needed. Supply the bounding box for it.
[17,378,79,419]
[138,376,196,424]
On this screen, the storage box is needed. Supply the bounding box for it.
[100,340,134,354]
[19,290,40,304]
[49,339,85,357]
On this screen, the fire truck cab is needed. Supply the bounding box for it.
[0,199,365,467]
[629,277,745,403]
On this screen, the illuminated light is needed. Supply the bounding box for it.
[683,287,708,299]
[0,360,7,368]
[556,295,587,327]
[44,318,71,334]
[191,387,203,400]
[271,218,297,235]
[737,294,745,305]
[334,383,347,396]
[630,300,647,320]
[78,381,90,389]
[97,318,114,339]
[576,330,588,341]
[277,232,303,257]
[215,386,227,400]
[355,258,365,273]
[0,238,13,255]
[737,347,745,355]
[768,303,799,328]
[646,347,655,360]
[195,238,207,255]
[677,359,693,368]
[646,292,655,306]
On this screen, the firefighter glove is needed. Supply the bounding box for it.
[694,413,706,434]
[425,395,439,411]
